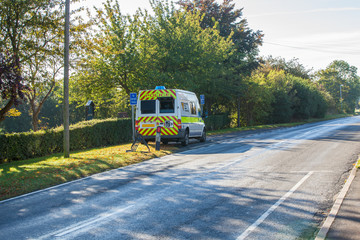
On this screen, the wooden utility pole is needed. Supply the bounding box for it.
[63,0,70,157]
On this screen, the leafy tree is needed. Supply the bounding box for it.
[239,72,274,126]
[0,0,90,131]
[144,0,234,104]
[72,0,233,118]
[0,52,27,122]
[317,60,360,113]
[246,66,327,124]
[263,56,313,80]
[177,0,263,54]
[177,0,263,123]
[69,0,143,118]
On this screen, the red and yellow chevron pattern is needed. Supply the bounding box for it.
[139,89,176,100]
[137,116,180,136]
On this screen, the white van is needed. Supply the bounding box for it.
[135,86,206,146]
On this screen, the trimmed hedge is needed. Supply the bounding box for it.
[0,118,132,162]
[205,114,231,131]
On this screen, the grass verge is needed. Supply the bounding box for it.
[0,113,356,201]
[0,143,177,201]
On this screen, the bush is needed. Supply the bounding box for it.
[270,90,293,124]
[205,114,231,131]
[0,118,132,162]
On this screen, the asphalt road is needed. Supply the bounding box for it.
[1,116,360,240]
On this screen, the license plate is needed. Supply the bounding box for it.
[142,123,155,128]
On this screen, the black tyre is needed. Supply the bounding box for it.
[199,128,206,142]
[181,130,189,146]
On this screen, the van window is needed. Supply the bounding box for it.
[190,102,196,115]
[181,102,189,113]
[159,97,174,113]
[141,100,156,114]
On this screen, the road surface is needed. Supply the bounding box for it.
[1,116,360,240]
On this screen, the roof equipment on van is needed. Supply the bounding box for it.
[155,86,166,90]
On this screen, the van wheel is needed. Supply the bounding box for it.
[181,130,189,146]
[199,129,206,142]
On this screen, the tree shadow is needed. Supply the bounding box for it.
[0,164,321,240]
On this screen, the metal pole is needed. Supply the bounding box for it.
[63,0,70,158]
[340,84,343,112]
[132,105,135,142]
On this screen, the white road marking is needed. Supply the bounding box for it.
[315,159,359,240]
[236,171,314,240]
[54,205,134,237]
[37,205,133,239]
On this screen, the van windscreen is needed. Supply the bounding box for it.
[159,97,174,113]
[141,100,156,114]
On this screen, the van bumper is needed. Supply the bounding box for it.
[141,128,186,141]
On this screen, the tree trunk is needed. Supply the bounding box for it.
[32,111,39,132]
[0,98,15,122]
[28,82,55,132]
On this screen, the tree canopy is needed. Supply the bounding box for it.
[317,60,360,113]
[1,0,360,133]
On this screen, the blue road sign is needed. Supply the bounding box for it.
[200,94,205,105]
[130,93,137,105]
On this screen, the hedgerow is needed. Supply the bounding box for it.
[0,118,131,162]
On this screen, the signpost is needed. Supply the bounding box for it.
[200,94,205,118]
[130,93,137,141]
[200,94,205,105]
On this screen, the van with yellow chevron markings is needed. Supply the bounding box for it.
[135,86,206,146]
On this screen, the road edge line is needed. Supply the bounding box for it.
[315,159,359,240]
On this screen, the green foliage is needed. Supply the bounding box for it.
[317,60,360,113]
[0,102,32,133]
[0,118,131,162]
[71,0,234,119]
[271,90,293,123]
[0,0,91,131]
[204,114,231,131]
[264,56,313,79]
[238,67,328,126]
[144,2,234,102]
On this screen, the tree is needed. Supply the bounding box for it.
[0,52,26,122]
[317,60,360,113]
[177,0,263,54]
[71,0,233,119]
[0,0,90,131]
[69,0,145,118]
[177,0,263,123]
[263,56,313,80]
[144,0,234,102]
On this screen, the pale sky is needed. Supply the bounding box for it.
[75,0,360,73]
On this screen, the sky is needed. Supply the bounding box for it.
[75,0,360,73]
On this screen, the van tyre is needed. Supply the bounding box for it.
[199,129,206,142]
[181,130,189,146]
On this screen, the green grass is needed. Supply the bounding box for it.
[0,113,356,201]
[356,159,360,169]
[0,143,177,201]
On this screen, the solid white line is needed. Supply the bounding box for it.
[315,160,359,240]
[236,171,314,240]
